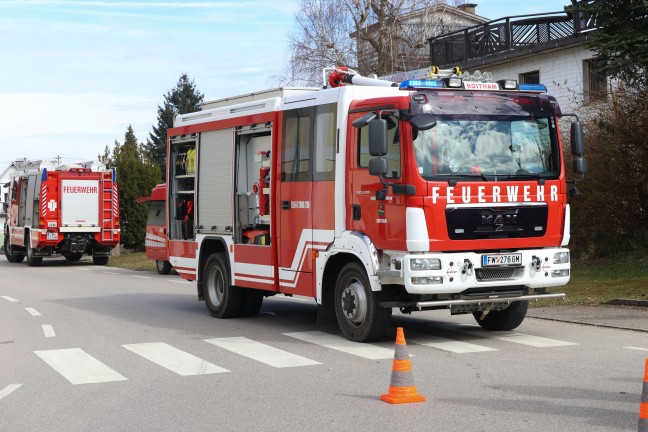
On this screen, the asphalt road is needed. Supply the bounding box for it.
[1,257,646,431]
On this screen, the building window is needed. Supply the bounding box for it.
[584,59,607,102]
[520,71,540,84]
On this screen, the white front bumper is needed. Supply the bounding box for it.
[382,248,570,294]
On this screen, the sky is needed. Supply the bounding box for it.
[0,0,572,167]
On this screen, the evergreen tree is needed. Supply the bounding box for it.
[145,74,204,179]
[576,0,648,89]
[108,126,160,249]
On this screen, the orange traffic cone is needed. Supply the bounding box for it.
[640,358,648,432]
[380,327,426,404]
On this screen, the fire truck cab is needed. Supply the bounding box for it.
[166,67,585,342]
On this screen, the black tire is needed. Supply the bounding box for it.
[334,262,392,342]
[93,256,109,265]
[241,289,264,317]
[473,301,529,331]
[156,260,172,275]
[64,253,84,262]
[26,237,43,267]
[4,234,25,263]
[203,253,245,318]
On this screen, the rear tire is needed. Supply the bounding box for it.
[334,262,391,342]
[93,256,109,265]
[64,253,84,262]
[473,301,528,331]
[26,237,43,267]
[4,234,25,263]
[156,260,172,275]
[203,253,245,318]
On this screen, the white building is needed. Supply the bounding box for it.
[427,2,602,112]
[0,160,22,249]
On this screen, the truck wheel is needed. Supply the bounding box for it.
[26,238,43,267]
[156,260,172,275]
[93,256,109,265]
[334,262,391,342]
[64,253,84,262]
[4,235,25,263]
[203,253,245,318]
[241,289,264,317]
[473,301,529,331]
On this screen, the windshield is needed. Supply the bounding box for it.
[413,116,559,180]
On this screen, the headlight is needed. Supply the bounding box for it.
[553,252,570,264]
[410,258,441,271]
[551,269,570,278]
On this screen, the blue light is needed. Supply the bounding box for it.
[519,83,547,93]
[399,79,445,90]
[42,168,47,181]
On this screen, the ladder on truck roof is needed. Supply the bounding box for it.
[100,170,116,242]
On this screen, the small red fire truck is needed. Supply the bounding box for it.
[164,67,586,341]
[3,160,120,266]
[142,183,172,274]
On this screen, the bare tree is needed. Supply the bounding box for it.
[282,0,470,87]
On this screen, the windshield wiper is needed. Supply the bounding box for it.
[431,173,490,185]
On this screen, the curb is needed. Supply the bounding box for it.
[604,299,648,308]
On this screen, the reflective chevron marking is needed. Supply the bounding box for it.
[283,331,394,360]
[204,337,321,368]
[123,342,229,375]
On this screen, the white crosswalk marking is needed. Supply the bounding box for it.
[35,348,128,384]
[409,334,498,353]
[204,337,321,368]
[624,346,648,352]
[1,296,18,302]
[469,331,577,348]
[0,384,22,401]
[283,331,394,360]
[123,342,230,375]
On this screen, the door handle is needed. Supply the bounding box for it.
[281,201,290,210]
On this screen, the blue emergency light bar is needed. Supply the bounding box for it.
[399,79,445,90]
[42,168,47,181]
[519,83,548,92]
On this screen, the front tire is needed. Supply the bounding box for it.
[473,301,528,331]
[334,262,391,342]
[4,234,25,263]
[156,260,172,275]
[26,237,43,267]
[203,253,245,318]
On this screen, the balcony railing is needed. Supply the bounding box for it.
[429,5,598,67]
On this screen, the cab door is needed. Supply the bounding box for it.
[278,107,313,295]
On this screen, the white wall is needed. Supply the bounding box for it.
[473,45,598,113]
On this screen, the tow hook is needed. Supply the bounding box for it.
[531,255,542,272]
[462,259,474,276]
[479,308,491,320]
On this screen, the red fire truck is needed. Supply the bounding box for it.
[142,183,172,274]
[3,160,120,266]
[165,67,586,341]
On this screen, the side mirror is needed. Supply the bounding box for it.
[368,118,388,156]
[352,112,376,128]
[570,120,584,157]
[411,113,437,131]
[573,157,587,174]
[368,158,387,176]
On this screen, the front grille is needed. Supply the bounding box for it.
[475,267,522,281]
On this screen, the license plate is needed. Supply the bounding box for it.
[47,232,58,241]
[482,253,522,267]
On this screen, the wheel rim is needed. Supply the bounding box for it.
[207,265,225,308]
[156,261,164,271]
[340,279,367,326]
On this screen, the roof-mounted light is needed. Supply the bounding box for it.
[519,83,548,93]
[399,79,445,90]
[497,79,518,90]
[445,77,463,88]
